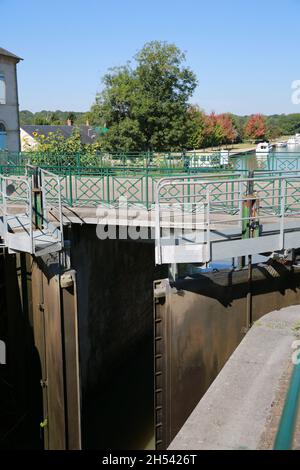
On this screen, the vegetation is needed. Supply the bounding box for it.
[19,41,300,153]
[88,41,197,151]
[244,114,267,140]
[20,110,88,126]
[23,128,102,167]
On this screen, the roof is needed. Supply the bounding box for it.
[0,47,23,62]
[21,125,98,144]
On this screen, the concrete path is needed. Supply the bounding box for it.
[169,306,300,450]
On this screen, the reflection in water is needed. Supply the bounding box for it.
[233,145,300,172]
[84,335,154,450]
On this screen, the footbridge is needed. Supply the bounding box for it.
[155,170,300,265]
[2,163,300,265]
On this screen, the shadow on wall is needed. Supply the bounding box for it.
[70,224,167,449]
[172,261,300,306]
[0,253,43,449]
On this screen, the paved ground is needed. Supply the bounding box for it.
[168,306,300,450]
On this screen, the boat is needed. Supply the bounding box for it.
[256,142,273,154]
[220,149,229,165]
[275,141,287,148]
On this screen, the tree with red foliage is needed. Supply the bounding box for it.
[216,113,238,144]
[201,112,237,147]
[244,114,267,140]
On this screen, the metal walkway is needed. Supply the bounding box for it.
[0,167,64,255]
[155,171,300,264]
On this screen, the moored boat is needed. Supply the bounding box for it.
[275,141,287,148]
[287,137,298,145]
[256,142,273,154]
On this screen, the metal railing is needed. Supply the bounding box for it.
[155,172,300,264]
[0,166,64,254]
[40,168,64,248]
[0,173,33,251]
[1,156,300,210]
[0,150,233,170]
[0,164,235,208]
[274,356,300,450]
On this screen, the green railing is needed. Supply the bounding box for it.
[274,354,300,450]
[0,150,232,170]
[2,150,300,210]
[0,164,232,209]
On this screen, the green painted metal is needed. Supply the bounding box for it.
[274,356,300,450]
[1,150,300,210]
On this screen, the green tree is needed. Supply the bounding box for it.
[89,41,198,151]
[187,106,207,149]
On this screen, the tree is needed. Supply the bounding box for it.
[89,41,198,151]
[216,113,238,145]
[187,105,207,149]
[244,114,267,140]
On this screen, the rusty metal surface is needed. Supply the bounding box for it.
[154,264,300,450]
[41,269,66,449]
[60,270,82,449]
[31,262,49,448]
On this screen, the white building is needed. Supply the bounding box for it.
[0,47,22,152]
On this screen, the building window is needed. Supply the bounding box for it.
[0,123,7,149]
[0,74,6,104]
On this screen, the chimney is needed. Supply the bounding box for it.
[67,118,73,126]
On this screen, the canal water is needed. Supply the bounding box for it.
[232,145,300,172]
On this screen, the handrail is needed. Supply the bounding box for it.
[274,356,300,450]
[40,168,64,248]
[155,172,300,264]
[0,174,32,251]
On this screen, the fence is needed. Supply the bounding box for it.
[155,172,300,264]
[0,150,232,170]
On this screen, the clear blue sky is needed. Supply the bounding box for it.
[1,0,300,115]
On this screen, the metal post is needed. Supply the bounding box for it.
[246,254,252,331]
[168,263,178,281]
[32,167,43,230]
[68,167,73,206]
[145,165,149,210]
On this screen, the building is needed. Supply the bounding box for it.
[20,124,98,150]
[0,47,22,152]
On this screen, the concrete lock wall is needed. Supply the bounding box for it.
[154,264,300,450]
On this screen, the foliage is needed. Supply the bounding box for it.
[25,128,102,166]
[19,110,88,126]
[89,41,198,151]
[188,110,238,148]
[244,114,267,140]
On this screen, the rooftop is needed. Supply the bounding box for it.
[0,47,23,62]
[21,124,98,145]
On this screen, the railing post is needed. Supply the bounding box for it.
[106,168,110,204]
[32,167,43,230]
[145,165,149,210]
[279,178,286,250]
[69,166,73,206]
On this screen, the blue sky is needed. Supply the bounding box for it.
[1,0,300,115]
